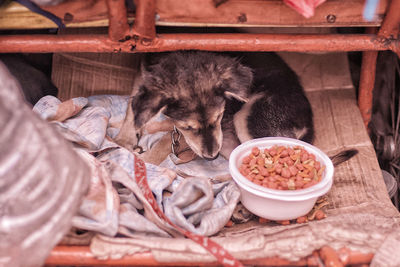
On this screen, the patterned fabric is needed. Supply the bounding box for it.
[32,95,240,240]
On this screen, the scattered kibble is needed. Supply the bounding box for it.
[277,220,291,225]
[258,217,271,224]
[239,145,325,190]
[256,197,328,225]
[296,216,308,224]
[314,210,327,220]
[225,220,234,227]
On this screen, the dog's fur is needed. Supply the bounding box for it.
[131,51,314,160]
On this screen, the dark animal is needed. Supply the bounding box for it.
[131,51,315,160]
[0,54,58,105]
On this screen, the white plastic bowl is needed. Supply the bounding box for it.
[229,137,334,221]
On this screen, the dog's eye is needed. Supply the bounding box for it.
[182,126,194,131]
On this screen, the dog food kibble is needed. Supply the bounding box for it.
[239,145,325,190]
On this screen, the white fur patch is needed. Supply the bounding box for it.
[224,91,249,103]
[294,127,308,139]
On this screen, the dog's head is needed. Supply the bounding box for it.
[132,52,253,159]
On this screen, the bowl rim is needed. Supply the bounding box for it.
[229,137,334,201]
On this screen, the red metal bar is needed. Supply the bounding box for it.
[133,33,399,53]
[133,0,156,40]
[44,245,313,266]
[337,247,374,266]
[377,0,400,39]
[45,245,374,266]
[358,0,400,128]
[358,28,379,129]
[0,35,116,53]
[319,246,344,267]
[106,0,130,41]
[0,33,398,53]
[45,246,162,266]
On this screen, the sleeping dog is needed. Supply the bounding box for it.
[130,51,314,160]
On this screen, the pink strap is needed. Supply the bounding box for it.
[134,154,243,267]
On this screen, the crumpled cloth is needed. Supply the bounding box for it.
[0,62,90,267]
[32,94,240,238]
[283,0,326,18]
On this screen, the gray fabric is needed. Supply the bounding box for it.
[164,178,240,236]
[32,94,241,239]
[0,61,90,267]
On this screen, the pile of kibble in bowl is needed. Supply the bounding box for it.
[239,145,326,190]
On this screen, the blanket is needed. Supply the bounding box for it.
[33,94,241,238]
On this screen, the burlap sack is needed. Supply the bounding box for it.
[52,27,143,101]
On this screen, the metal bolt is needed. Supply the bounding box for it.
[118,35,132,43]
[326,14,336,23]
[63,13,74,22]
[238,13,247,23]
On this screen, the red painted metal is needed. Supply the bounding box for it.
[336,247,374,266]
[358,0,400,128]
[44,245,374,266]
[319,246,344,267]
[0,33,398,53]
[133,33,398,53]
[2,0,398,265]
[358,28,379,129]
[0,35,116,53]
[377,0,400,40]
[106,0,130,41]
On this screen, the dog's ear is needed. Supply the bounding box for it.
[131,85,168,129]
[220,60,253,103]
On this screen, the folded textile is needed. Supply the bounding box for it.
[33,95,240,238]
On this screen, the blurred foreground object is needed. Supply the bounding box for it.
[283,0,326,18]
[0,61,90,267]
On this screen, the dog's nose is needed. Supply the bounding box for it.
[203,154,219,161]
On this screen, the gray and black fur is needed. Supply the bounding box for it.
[131,51,315,159]
[0,54,57,105]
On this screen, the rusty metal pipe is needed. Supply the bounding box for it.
[0,35,116,53]
[133,0,156,40]
[45,245,374,266]
[106,0,130,41]
[134,33,399,52]
[358,28,379,129]
[0,33,398,53]
[358,0,400,128]
[43,246,310,266]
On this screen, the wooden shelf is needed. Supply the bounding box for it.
[0,0,388,30]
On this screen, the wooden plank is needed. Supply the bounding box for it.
[0,0,388,30]
[0,0,111,30]
[155,0,388,27]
